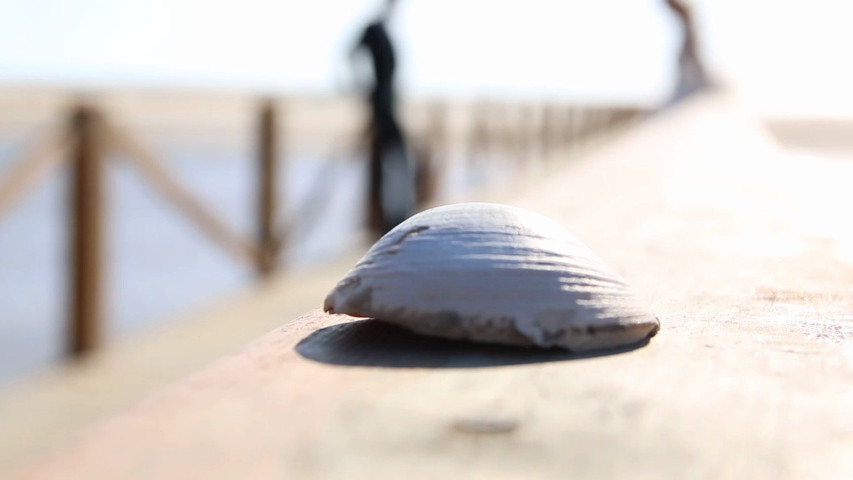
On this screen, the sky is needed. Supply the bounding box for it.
[0,0,852,115]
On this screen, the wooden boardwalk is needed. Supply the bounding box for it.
[3,92,852,479]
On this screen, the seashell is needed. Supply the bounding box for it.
[324,203,659,352]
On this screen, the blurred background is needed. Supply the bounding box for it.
[1,0,852,387]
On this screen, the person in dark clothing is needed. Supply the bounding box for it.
[665,0,709,99]
[352,0,415,235]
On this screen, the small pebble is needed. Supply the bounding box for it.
[452,417,519,435]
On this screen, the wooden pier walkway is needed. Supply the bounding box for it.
[2,92,851,479]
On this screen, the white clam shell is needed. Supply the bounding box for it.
[324,203,659,352]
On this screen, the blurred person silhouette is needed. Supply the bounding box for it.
[351,0,415,235]
[665,0,709,99]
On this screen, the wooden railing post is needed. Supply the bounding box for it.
[68,104,104,355]
[467,102,486,162]
[256,99,281,278]
[540,105,554,159]
[416,102,444,206]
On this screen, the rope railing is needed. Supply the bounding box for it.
[0,94,646,357]
[0,100,287,355]
[0,126,68,219]
[103,116,263,267]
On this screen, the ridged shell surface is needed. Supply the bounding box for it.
[324,203,659,352]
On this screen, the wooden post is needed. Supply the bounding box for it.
[416,102,444,206]
[68,104,104,356]
[571,107,584,144]
[540,105,553,160]
[467,102,486,163]
[256,99,280,278]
